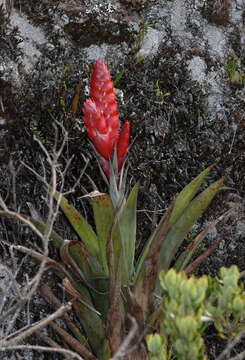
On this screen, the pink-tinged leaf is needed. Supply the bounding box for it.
[99,156,110,179]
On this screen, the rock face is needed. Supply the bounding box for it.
[0,0,244,359]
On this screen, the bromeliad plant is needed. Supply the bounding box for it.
[0,60,226,359]
[82,60,131,209]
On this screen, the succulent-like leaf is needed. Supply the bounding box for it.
[53,191,99,254]
[135,165,218,282]
[63,240,110,319]
[184,236,224,275]
[106,202,124,354]
[158,177,224,272]
[39,283,90,351]
[92,193,114,275]
[169,164,215,227]
[60,240,104,291]
[31,218,64,247]
[118,182,138,284]
[174,226,212,272]
[104,183,138,286]
[71,282,110,359]
[62,278,101,315]
[104,185,138,352]
[174,213,228,273]
[106,247,122,355]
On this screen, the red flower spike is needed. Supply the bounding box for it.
[117,121,130,171]
[83,59,130,178]
[83,99,114,159]
[90,60,119,129]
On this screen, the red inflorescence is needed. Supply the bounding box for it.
[83,60,130,177]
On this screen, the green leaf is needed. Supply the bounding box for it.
[158,177,224,272]
[62,240,109,321]
[68,241,104,278]
[72,283,110,359]
[102,184,138,286]
[30,218,64,247]
[106,252,123,355]
[106,202,125,353]
[118,183,138,284]
[92,194,114,275]
[174,227,211,272]
[60,241,104,292]
[169,164,215,227]
[53,191,99,254]
[146,334,166,355]
[134,165,214,282]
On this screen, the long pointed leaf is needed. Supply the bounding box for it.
[169,164,215,227]
[31,218,64,247]
[53,191,99,254]
[184,236,224,275]
[106,237,123,355]
[174,227,211,272]
[65,240,109,319]
[106,202,125,354]
[158,177,224,271]
[92,194,114,275]
[104,186,139,352]
[60,241,104,292]
[71,283,110,359]
[118,183,138,284]
[174,216,224,272]
[134,165,214,281]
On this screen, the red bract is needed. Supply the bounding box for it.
[117,120,130,171]
[83,60,130,177]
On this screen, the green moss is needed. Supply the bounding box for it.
[224,54,244,87]
[31,126,53,150]
[134,21,148,63]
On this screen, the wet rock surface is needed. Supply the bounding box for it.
[0,0,244,358]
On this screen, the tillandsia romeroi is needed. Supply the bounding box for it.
[83,60,130,179]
